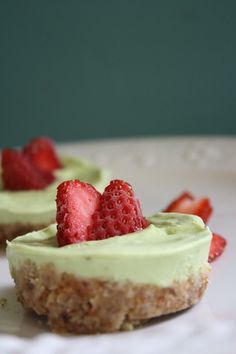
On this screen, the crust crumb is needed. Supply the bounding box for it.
[11,260,209,334]
[0,297,7,308]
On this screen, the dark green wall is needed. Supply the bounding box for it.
[1,0,236,147]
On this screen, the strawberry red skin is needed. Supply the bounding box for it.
[165,192,226,262]
[1,149,55,190]
[23,136,62,173]
[209,233,227,262]
[164,192,194,212]
[89,179,149,240]
[56,180,101,246]
[164,191,213,224]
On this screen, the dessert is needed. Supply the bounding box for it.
[7,180,212,334]
[0,137,109,246]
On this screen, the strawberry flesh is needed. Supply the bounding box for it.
[208,233,227,262]
[1,149,55,190]
[56,180,101,246]
[164,191,226,262]
[164,191,213,223]
[23,136,62,173]
[89,179,149,240]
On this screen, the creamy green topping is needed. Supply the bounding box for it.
[7,213,212,286]
[0,156,110,224]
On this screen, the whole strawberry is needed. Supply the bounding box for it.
[89,179,149,240]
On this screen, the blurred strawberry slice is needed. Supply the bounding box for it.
[164,191,226,262]
[209,233,227,262]
[164,191,213,223]
[2,148,55,190]
[24,136,62,173]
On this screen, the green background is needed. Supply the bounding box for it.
[1,0,236,147]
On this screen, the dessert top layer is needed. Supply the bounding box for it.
[7,213,212,286]
[0,156,109,224]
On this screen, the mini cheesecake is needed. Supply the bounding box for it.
[0,156,109,246]
[6,213,212,334]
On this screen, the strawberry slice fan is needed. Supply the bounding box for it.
[56,179,149,247]
[164,191,227,262]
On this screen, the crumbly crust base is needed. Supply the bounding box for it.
[0,221,54,247]
[11,260,209,334]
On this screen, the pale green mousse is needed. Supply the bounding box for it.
[6,213,212,286]
[0,156,109,224]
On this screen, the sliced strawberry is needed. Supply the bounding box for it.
[164,192,194,211]
[1,149,55,190]
[23,136,62,173]
[89,179,149,240]
[208,233,227,262]
[164,191,213,223]
[56,180,101,246]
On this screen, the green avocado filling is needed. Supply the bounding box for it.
[0,156,110,224]
[7,213,212,286]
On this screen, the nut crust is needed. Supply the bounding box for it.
[11,260,209,334]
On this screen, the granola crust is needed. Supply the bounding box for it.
[11,260,209,334]
[0,221,54,247]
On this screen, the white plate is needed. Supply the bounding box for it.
[0,137,235,354]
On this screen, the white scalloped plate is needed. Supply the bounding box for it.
[1,137,236,354]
